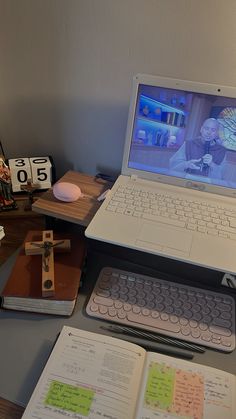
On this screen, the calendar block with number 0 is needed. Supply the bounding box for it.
[8,157,53,192]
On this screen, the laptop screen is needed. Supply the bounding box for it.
[124,75,236,194]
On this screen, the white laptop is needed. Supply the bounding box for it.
[86,74,236,274]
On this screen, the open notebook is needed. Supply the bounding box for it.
[86,74,236,274]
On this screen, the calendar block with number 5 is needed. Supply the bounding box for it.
[8,157,53,192]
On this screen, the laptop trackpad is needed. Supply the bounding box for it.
[136,223,192,254]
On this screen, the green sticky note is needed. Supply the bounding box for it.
[145,362,175,410]
[44,380,94,416]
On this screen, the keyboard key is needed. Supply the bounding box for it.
[108,308,117,317]
[142,213,185,227]
[117,309,126,319]
[189,320,198,328]
[127,312,181,333]
[221,337,232,347]
[99,306,108,315]
[181,327,191,336]
[209,325,232,336]
[201,332,211,341]
[93,296,113,307]
[114,301,123,309]
[90,303,99,312]
[191,329,201,338]
[212,318,232,328]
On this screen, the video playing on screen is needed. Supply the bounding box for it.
[128,83,236,189]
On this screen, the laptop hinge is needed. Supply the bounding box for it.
[131,175,138,181]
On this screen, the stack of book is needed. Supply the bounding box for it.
[0,230,86,316]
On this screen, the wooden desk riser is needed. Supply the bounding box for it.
[32,170,111,226]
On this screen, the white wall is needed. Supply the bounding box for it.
[1,0,236,178]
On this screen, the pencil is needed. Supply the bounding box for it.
[104,330,194,359]
[101,324,205,353]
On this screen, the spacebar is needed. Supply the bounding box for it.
[127,313,181,333]
[142,213,185,228]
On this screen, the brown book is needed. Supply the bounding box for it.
[1,230,86,316]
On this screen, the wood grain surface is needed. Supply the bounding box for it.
[32,171,111,226]
[0,397,24,419]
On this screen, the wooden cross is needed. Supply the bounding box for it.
[25,230,71,297]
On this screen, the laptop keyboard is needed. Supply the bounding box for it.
[86,267,236,352]
[105,185,236,240]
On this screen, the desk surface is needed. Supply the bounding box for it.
[0,247,236,418]
[1,171,236,417]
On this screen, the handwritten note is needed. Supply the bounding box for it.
[144,362,204,419]
[145,362,175,410]
[205,374,232,410]
[44,380,94,416]
[173,369,204,418]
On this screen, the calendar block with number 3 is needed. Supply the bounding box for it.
[8,157,53,192]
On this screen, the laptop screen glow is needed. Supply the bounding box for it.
[127,80,236,191]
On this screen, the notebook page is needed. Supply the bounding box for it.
[135,352,236,419]
[22,326,146,419]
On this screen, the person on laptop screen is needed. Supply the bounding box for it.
[169,118,226,179]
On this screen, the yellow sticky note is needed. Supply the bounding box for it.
[145,362,175,410]
[44,380,94,416]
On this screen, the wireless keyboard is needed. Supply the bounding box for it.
[86,267,236,352]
